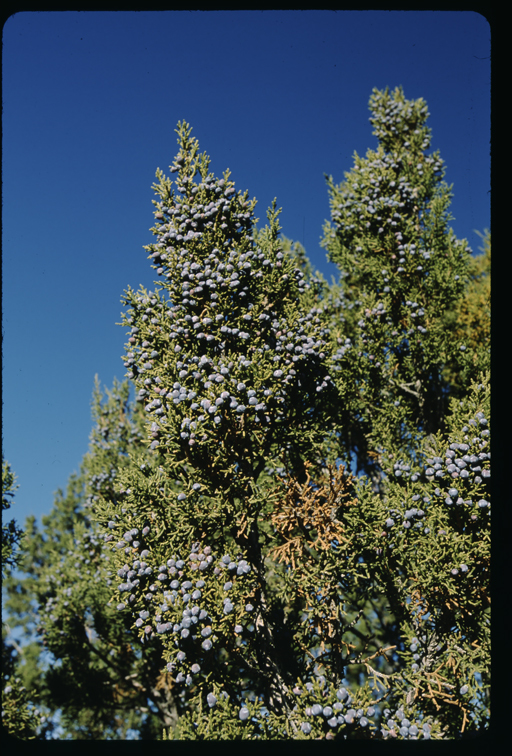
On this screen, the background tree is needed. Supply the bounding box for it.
[3,87,490,740]
[3,383,176,739]
[441,228,490,396]
[2,459,45,740]
[2,459,23,579]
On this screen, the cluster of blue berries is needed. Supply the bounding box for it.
[109,534,256,684]
[382,411,489,541]
[380,705,434,739]
[85,468,117,508]
[294,677,378,738]
[124,285,335,454]
[383,493,429,534]
[425,412,490,512]
[392,459,420,482]
[369,87,433,153]
[152,176,251,251]
[326,146,441,271]
[329,336,354,371]
[328,153,418,248]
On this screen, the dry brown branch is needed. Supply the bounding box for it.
[269,462,357,568]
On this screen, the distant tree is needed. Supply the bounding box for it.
[2,459,23,579]
[3,384,175,739]
[2,459,44,740]
[441,229,490,396]
[3,87,490,740]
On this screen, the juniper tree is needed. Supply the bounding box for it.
[3,87,490,740]
[321,86,475,478]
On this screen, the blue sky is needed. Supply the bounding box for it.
[2,10,490,529]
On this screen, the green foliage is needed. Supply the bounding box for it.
[2,459,45,739]
[442,229,490,395]
[3,88,489,740]
[2,459,23,578]
[1,671,44,740]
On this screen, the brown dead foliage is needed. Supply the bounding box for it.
[269,462,357,569]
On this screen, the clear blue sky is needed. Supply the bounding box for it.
[2,11,490,529]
